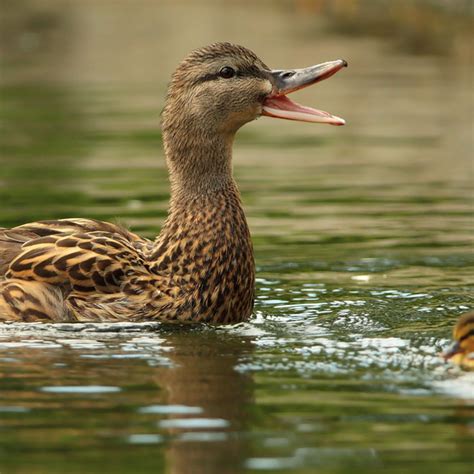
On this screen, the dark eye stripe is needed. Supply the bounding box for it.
[195,65,269,84]
[195,72,220,83]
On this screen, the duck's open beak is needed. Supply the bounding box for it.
[263,60,347,126]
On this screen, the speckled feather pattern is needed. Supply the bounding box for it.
[0,42,270,323]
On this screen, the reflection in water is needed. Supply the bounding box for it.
[160,330,254,474]
[0,325,255,474]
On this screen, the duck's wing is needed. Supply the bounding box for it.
[1,219,154,295]
[0,228,38,276]
[0,218,153,276]
[5,231,149,295]
[9,218,152,251]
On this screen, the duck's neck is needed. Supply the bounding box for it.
[165,128,235,197]
[149,129,255,322]
[159,127,246,241]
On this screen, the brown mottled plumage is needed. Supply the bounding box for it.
[0,42,346,323]
[442,311,474,370]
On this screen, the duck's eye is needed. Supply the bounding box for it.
[219,66,235,79]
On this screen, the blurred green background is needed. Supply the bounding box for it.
[0,1,473,474]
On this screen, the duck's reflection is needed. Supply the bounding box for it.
[157,328,254,474]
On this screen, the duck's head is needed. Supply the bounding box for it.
[162,42,347,139]
[442,311,474,370]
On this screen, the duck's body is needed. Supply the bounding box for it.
[442,311,474,370]
[0,43,346,323]
[0,182,253,323]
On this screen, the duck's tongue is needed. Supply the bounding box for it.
[263,95,345,126]
[262,59,347,126]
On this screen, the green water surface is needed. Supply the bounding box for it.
[0,1,473,473]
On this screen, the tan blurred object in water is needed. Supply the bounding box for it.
[442,311,474,370]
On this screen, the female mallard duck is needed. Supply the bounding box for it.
[0,42,346,323]
[442,311,474,370]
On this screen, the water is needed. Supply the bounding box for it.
[0,1,473,473]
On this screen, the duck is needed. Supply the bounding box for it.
[442,311,474,370]
[0,42,347,323]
